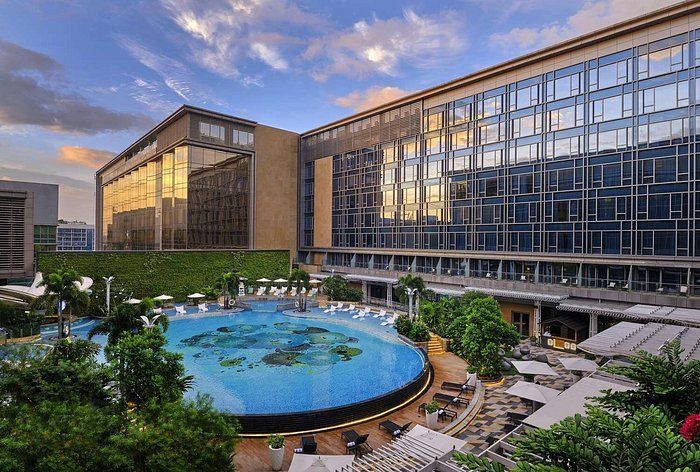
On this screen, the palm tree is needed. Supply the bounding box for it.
[289,268,310,312]
[217,272,240,309]
[395,274,427,320]
[36,269,82,339]
[89,298,168,345]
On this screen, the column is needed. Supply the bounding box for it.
[362,281,368,303]
[589,313,598,337]
[386,282,392,308]
[534,300,541,341]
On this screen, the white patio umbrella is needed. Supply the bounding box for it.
[308,279,322,284]
[187,293,206,299]
[126,298,141,305]
[287,455,354,472]
[273,278,288,284]
[506,380,561,404]
[559,357,599,372]
[153,294,173,301]
[511,360,560,377]
[256,278,271,283]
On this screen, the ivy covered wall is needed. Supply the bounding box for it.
[37,250,290,301]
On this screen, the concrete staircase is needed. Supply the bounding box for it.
[427,333,445,355]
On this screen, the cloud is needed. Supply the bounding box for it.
[490,0,681,51]
[57,146,114,170]
[159,0,325,80]
[304,9,467,81]
[334,86,411,112]
[128,77,181,115]
[0,38,154,134]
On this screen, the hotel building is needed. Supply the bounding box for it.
[298,2,700,342]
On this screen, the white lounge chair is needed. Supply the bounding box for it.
[256,287,265,296]
[290,287,297,297]
[373,309,386,318]
[301,287,307,294]
[381,316,397,326]
[343,304,356,312]
[309,287,318,297]
[353,307,371,319]
[198,303,208,313]
[153,307,162,314]
[323,305,337,314]
[175,305,187,315]
[335,302,344,310]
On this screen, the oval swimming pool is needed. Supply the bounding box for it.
[68,301,427,430]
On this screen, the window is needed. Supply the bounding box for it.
[639,43,688,79]
[547,73,581,100]
[511,114,541,138]
[512,312,530,336]
[199,122,225,141]
[639,117,688,145]
[480,122,505,144]
[590,59,631,90]
[590,93,633,122]
[639,81,689,113]
[513,84,539,109]
[479,95,503,118]
[548,105,583,131]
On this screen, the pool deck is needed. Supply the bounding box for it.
[233,351,470,471]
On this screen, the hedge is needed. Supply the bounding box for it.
[37,250,290,302]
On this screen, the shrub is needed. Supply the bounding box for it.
[337,287,362,302]
[322,275,363,302]
[37,250,289,302]
[0,302,43,338]
[394,314,412,337]
[266,434,284,449]
[445,315,470,358]
[409,320,431,342]
[424,401,440,414]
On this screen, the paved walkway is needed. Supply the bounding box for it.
[458,341,583,454]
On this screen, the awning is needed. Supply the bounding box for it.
[506,381,561,404]
[511,360,560,377]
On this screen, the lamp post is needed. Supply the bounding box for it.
[102,276,115,313]
[405,287,417,320]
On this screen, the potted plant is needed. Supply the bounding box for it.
[424,400,440,429]
[266,434,285,471]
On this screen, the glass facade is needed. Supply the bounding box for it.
[101,145,250,250]
[302,31,700,296]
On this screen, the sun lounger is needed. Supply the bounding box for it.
[378,420,411,437]
[353,307,370,319]
[175,305,187,315]
[335,302,343,310]
[433,392,470,406]
[153,307,162,314]
[373,309,386,318]
[309,288,318,297]
[256,287,265,296]
[441,381,476,392]
[290,287,297,297]
[301,287,307,294]
[197,303,209,313]
[341,430,372,455]
[323,305,337,314]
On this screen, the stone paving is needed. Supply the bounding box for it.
[458,342,588,454]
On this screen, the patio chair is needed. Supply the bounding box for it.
[378,420,411,437]
[175,305,187,315]
[293,435,317,454]
[441,381,475,392]
[433,392,470,406]
[341,430,372,455]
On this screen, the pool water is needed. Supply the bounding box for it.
[67,301,425,414]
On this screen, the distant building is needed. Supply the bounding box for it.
[57,222,94,252]
[0,180,58,281]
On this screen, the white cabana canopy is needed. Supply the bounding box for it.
[256,278,271,283]
[558,357,599,372]
[153,294,173,301]
[126,298,141,305]
[523,376,634,429]
[187,293,205,299]
[506,380,561,404]
[273,278,288,283]
[287,454,354,472]
[512,360,560,377]
[405,424,467,452]
[308,279,322,284]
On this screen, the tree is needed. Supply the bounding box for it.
[89,300,168,345]
[36,269,82,338]
[216,272,240,309]
[0,339,112,408]
[454,405,700,472]
[0,302,43,339]
[595,339,700,421]
[460,297,520,378]
[321,275,362,302]
[105,329,193,409]
[289,268,310,311]
[395,274,426,319]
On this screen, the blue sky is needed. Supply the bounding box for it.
[0,0,678,222]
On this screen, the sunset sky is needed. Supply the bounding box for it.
[0,0,679,223]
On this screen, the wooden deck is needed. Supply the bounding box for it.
[233,352,469,472]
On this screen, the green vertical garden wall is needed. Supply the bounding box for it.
[37,250,290,301]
